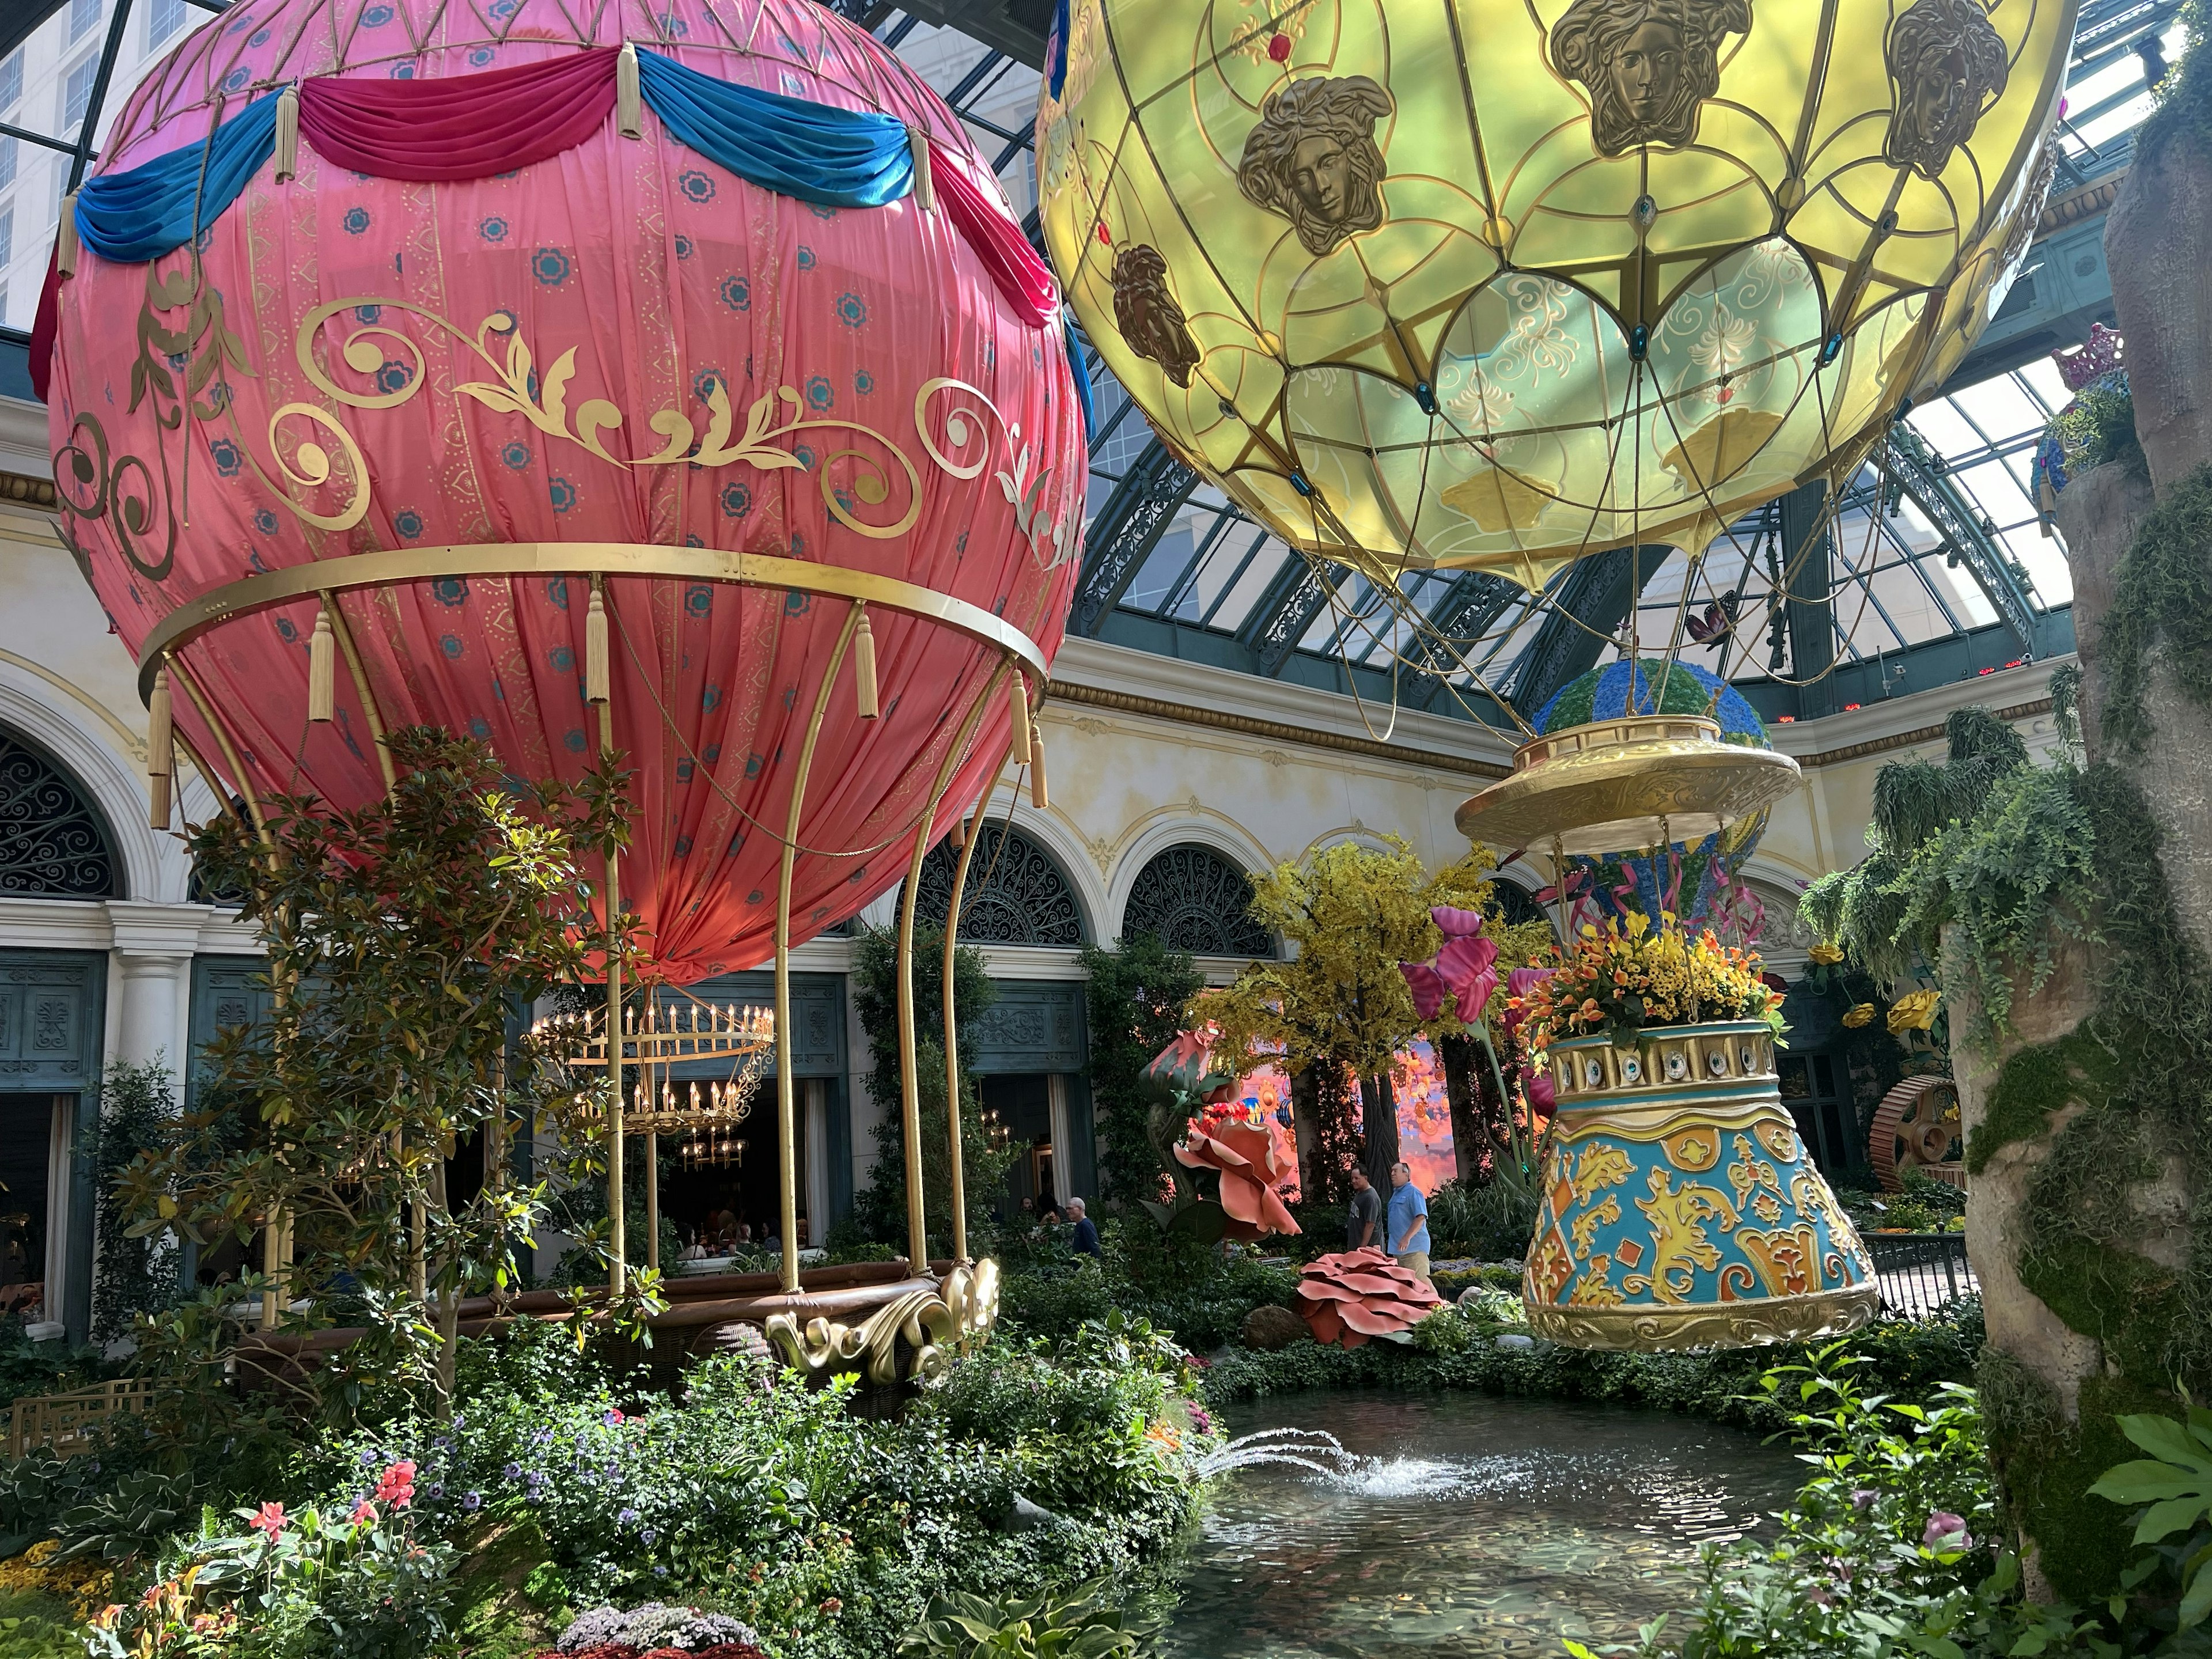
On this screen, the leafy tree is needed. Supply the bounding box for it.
[119,728,639,1419]
[846,923,1017,1257]
[1079,934,1205,1208]
[1206,835,1498,1196]
[90,1059,188,1346]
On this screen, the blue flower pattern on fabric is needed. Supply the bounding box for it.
[548,478,577,513]
[254,509,278,533]
[692,368,725,405]
[440,634,463,659]
[719,275,750,312]
[469,718,492,740]
[343,206,372,235]
[563,729,586,753]
[480,218,508,243]
[854,370,874,395]
[796,245,816,270]
[274,617,298,643]
[550,646,574,673]
[431,577,465,606]
[836,292,866,328]
[804,377,832,411]
[532,248,570,286]
[209,438,241,477]
[685,585,713,617]
[673,233,694,261]
[501,441,531,471]
[677,171,717,204]
[374,358,412,394]
[546,578,569,609]
[395,509,425,540]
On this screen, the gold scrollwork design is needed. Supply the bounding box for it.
[1524,1282,1881,1351]
[296,297,926,541]
[915,377,1080,570]
[762,1258,1002,1386]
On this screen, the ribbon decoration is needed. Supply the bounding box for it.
[33,44,1059,401]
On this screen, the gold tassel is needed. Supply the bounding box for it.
[908,126,935,213]
[586,580,611,703]
[854,605,879,719]
[308,603,335,723]
[147,666,174,831]
[617,43,642,139]
[950,816,965,850]
[1010,673,1032,764]
[273,85,299,182]
[1029,724,1048,810]
[57,196,79,276]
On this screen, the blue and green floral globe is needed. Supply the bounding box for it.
[1532,660,1771,936]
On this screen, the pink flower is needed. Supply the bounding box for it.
[248,1502,286,1539]
[1921,1510,1969,1550]
[374,1461,416,1506]
[350,1499,380,1527]
[1525,1070,1556,1111]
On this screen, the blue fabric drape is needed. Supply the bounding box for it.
[636,49,913,209]
[74,93,280,263]
[1062,315,1093,438]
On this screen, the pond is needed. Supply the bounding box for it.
[1161,1391,1804,1658]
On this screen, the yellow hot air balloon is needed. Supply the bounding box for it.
[1036,0,2070,591]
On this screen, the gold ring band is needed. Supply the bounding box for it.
[134,542,1051,703]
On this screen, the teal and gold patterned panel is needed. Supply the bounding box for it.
[1524,1021,1878,1351]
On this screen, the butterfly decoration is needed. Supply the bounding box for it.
[1687,589,1741,649]
[1399,905,1501,1025]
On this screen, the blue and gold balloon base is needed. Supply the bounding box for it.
[1524,1021,1879,1351]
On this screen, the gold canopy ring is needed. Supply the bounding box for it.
[131,541,1052,703]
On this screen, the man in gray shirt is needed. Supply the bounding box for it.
[1346,1166,1382,1251]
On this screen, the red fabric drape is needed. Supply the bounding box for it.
[929,141,1058,327]
[28,251,59,405]
[297,47,619,182]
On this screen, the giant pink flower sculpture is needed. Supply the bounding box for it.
[1400,907,1501,1025]
[1174,1123,1301,1240]
[1144,1024,1234,1106]
[1294,1248,1444,1348]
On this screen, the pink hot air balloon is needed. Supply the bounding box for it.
[43,0,1086,982]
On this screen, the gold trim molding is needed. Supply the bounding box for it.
[133,543,1050,703]
[1524,1282,1880,1351]
[0,472,57,512]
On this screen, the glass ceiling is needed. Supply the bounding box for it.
[0,0,2177,719]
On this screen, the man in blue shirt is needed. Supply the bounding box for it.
[1387,1161,1431,1283]
[1067,1196,1102,1259]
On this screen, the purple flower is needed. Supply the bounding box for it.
[502,1462,522,1480]
[462,1491,482,1512]
[640,1528,658,1544]
[433,1437,452,1452]
[1850,1488,1876,1510]
[654,1565,668,1577]
[619,1507,639,1526]
[1922,1511,1970,1549]
[532,1428,554,1445]
[359,1449,380,1467]
[426,1483,444,1499]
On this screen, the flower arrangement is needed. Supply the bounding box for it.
[1519,911,1785,1053]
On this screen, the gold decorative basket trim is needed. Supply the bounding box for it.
[134,543,1051,704]
[1524,1282,1880,1352]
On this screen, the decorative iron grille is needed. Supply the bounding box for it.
[0,729,118,898]
[917,825,1085,946]
[1121,843,1274,957]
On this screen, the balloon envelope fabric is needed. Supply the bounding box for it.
[47,0,1086,982]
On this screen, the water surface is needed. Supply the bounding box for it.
[1161,1390,1802,1658]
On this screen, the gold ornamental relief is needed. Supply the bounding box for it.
[1546,0,1755,157]
[1525,1282,1881,1350]
[1233,76,1395,256]
[1884,0,2012,179]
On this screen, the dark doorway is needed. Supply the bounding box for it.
[0,1094,54,1311]
[980,1075,1052,1220]
[651,1084,801,1253]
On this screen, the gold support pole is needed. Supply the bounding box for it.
[260,1207,282,1329]
[774,603,868,1294]
[895,663,1010,1275]
[646,1127,660,1271]
[940,740,1010,1265]
[169,657,268,843]
[596,577,624,1297]
[320,592,398,794]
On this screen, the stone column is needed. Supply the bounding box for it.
[104,903,203,1076]
[2105,124,2212,494]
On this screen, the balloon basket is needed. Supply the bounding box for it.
[1522,1020,1879,1351]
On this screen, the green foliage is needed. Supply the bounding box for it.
[1079,935,1204,1207]
[846,925,1009,1253]
[996,1223,1300,1353]
[2099,463,2212,760]
[141,728,638,1419]
[1425,1177,1536,1260]
[88,1060,187,1346]
[1651,1350,2017,1658]
[2088,1407,2212,1628]
[0,1590,82,1659]
[2139,0,2212,164]
[898,1580,1162,1659]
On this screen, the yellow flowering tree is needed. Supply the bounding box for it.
[1205,835,1497,1198]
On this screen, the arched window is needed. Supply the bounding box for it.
[1492,878,1555,934]
[916,824,1086,946]
[0,727,119,899]
[1121,843,1275,957]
